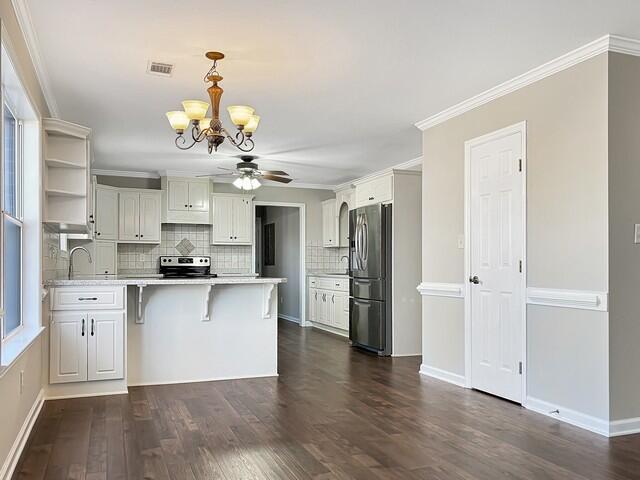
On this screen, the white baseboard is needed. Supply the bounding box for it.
[0,388,45,480]
[278,314,300,324]
[419,364,467,388]
[525,396,609,437]
[609,417,640,437]
[45,390,129,401]
[392,352,422,357]
[127,373,278,387]
[309,322,349,338]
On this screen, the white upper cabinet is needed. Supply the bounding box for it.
[139,192,161,242]
[162,177,210,224]
[322,199,338,247]
[94,241,117,275]
[94,185,119,240]
[211,194,253,245]
[118,190,161,243]
[188,182,209,211]
[167,180,189,211]
[355,174,393,207]
[118,191,140,241]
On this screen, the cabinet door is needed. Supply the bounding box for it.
[95,241,117,275]
[168,180,189,211]
[50,312,88,384]
[188,182,209,211]
[139,193,161,242]
[333,293,349,330]
[233,197,252,244]
[211,195,234,243]
[95,187,118,240]
[322,201,337,247]
[87,311,124,381]
[118,191,140,241]
[371,175,393,204]
[309,288,318,322]
[316,291,328,325]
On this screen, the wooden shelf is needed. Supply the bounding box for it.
[46,158,85,169]
[45,188,86,198]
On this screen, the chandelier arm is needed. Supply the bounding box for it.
[175,134,198,150]
[222,127,255,152]
[192,126,209,143]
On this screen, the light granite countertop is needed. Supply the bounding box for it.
[307,271,349,278]
[44,276,286,287]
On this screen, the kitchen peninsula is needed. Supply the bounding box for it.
[44,276,285,398]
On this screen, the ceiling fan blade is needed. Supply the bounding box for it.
[259,170,289,176]
[196,173,237,178]
[261,174,292,184]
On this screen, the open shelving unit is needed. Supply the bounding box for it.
[43,118,92,233]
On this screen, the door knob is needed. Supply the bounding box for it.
[469,275,480,284]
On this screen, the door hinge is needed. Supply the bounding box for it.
[518,158,522,172]
[519,361,523,375]
[519,260,522,273]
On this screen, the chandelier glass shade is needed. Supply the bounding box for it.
[166,51,260,154]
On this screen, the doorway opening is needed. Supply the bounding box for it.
[253,202,306,326]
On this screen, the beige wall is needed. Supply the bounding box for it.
[421,54,610,419]
[608,52,640,421]
[0,0,49,474]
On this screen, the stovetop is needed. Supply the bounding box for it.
[158,256,215,278]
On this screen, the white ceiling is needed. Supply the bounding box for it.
[24,0,640,186]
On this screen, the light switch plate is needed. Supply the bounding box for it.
[457,235,465,249]
[635,224,640,244]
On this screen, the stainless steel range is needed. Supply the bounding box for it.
[159,256,218,278]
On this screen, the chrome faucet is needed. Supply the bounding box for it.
[68,246,92,279]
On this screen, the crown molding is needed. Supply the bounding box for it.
[11,0,59,117]
[92,169,160,179]
[415,34,640,131]
[334,156,423,191]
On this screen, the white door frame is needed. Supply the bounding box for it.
[463,121,527,403]
[252,201,307,326]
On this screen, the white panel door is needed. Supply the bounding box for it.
[95,241,117,275]
[87,311,124,381]
[188,182,209,211]
[139,193,161,242]
[168,180,189,211]
[233,197,252,244]
[95,187,118,240]
[50,312,88,384]
[212,195,234,243]
[118,191,140,241]
[469,129,523,403]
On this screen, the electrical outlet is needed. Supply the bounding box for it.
[635,224,640,244]
[457,235,464,249]
[19,370,24,394]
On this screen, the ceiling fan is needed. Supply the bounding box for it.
[198,155,292,191]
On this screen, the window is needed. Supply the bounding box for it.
[2,102,22,339]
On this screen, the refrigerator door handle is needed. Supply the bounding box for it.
[362,216,369,263]
[355,214,363,270]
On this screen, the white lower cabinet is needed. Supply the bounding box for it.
[50,286,125,384]
[308,276,349,333]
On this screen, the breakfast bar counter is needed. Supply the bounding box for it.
[44,276,286,398]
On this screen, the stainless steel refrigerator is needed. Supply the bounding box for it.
[349,203,392,356]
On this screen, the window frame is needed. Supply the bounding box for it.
[1,100,24,342]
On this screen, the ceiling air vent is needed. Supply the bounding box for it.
[147,61,174,77]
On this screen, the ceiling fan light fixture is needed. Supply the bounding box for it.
[233,177,244,189]
[227,105,255,127]
[182,100,209,120]
[250,178,261,189]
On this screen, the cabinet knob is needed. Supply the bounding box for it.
[135,234,139,237]
[97,232,101,236]
[185,204,188,207]
[189,205,193,208]
[140,234,144,238]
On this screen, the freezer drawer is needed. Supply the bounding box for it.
[349,297,386,352]
[350,277,386,302]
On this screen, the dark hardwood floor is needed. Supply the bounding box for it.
[14,320,640,479]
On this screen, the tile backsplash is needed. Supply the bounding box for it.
[118,224,252,274]
[306,241,349,273]
[43,225,69,281]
